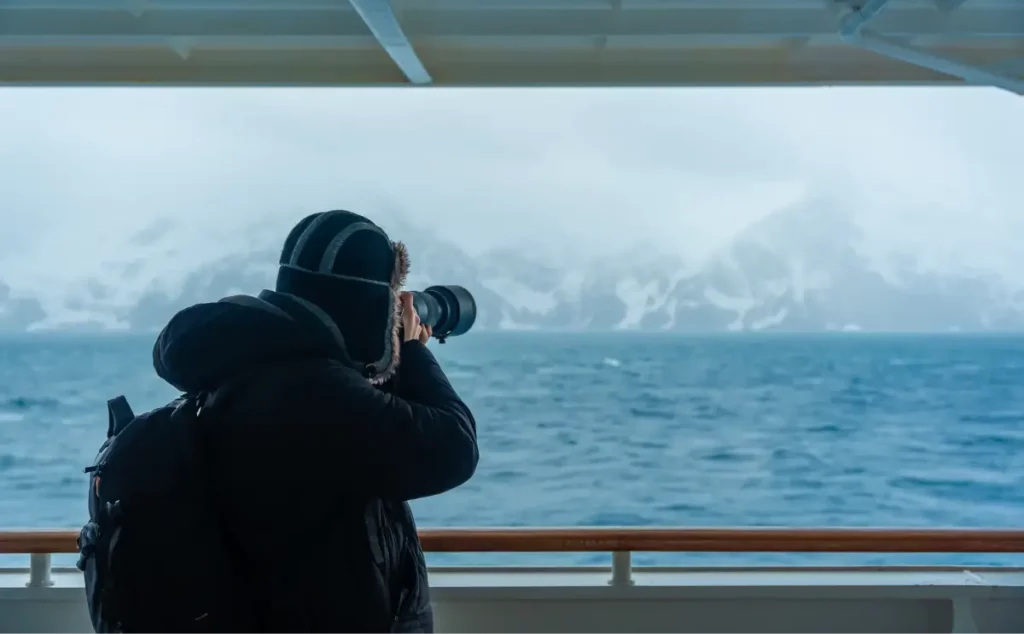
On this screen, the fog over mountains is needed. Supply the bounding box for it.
[3,200,1024,334]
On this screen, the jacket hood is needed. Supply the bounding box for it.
[153,290,353,394]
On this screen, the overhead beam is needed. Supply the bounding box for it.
[0,7,1021,39]
[346,0,430,85]
[0,1,1020,87]
[840,0,1024,95]
[934,0,969,12]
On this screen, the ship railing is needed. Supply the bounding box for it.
[3,527,1024,588]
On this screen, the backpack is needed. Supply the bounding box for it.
[77,390,254,633]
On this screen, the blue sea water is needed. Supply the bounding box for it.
[1,332,1022,568]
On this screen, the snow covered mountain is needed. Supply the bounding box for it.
[4,202,1024,333]
[0,281,46,332]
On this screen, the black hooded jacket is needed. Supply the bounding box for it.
[153,289,479,632]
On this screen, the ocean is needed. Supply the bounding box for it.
[1,332,1022,569]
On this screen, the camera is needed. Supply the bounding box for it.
[409,285,476,343]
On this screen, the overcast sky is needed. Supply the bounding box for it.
[0,87,1022,296]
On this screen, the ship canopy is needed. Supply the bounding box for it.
[0,0,1021,93]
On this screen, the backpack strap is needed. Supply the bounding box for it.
[197,360,288,414]
[106,395,136,439]
[184,378,259,604]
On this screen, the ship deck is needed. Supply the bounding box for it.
[2,527,1024,632]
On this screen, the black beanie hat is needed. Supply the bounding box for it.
[275,210,409,384]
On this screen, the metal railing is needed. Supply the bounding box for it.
[7,527,1024,554]
[3,527,1024,588]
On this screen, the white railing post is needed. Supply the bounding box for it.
[609,551,633,586]
[26,553,53,588]
[951,597,979,634]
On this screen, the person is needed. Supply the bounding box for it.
[152,210,479,632]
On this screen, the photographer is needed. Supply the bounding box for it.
[153,210,479,632]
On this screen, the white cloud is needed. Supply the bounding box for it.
[0,86,1021,306]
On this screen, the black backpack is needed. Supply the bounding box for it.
[77,391,254,633]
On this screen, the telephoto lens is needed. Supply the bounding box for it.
[409,285,477,343]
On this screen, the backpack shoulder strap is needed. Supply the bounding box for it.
[198,362,282,416]
[106,395,136,439]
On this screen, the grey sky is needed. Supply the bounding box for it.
[0,87,1021,303]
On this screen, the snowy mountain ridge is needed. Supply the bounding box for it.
[2,202,1023,333]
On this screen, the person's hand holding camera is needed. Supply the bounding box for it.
[400,292,432,345]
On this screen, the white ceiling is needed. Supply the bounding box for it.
[0,0,1021,91]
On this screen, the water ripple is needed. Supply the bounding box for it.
[2,332,1023,568]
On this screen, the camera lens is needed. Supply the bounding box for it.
[409,285,476,341]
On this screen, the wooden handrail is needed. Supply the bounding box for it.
[2,528,1024,555]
